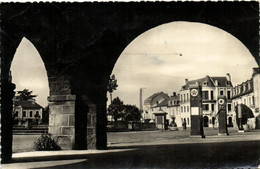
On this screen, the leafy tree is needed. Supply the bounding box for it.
[15,89,37,101]
[122,104,141,122]
[107,97,124,123]
[107,74,118,103]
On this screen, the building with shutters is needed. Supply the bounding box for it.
[179,73,233,128]
[232,67,260,129]
[14,100,43,124]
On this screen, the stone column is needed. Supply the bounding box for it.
[48,95,76,149]
[81,95,97,149]
[1,82,16,163]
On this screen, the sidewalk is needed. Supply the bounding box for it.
[3,130,260,169]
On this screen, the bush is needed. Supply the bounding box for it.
[34,132,61,151]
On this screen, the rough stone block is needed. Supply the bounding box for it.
[69,115,75,126]
[62,127,75,135]
[87,114,93,126]
[49,126,61,135]
[54,136,74,150]
[49,105,63,115]
[55,114,69,126]
[87,127,95,136]
[49,114,55,126]
[87,135,96,150]
[92,115,96,126]
[63,106,75,114]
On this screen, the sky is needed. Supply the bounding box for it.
[11,38,49,107]
[111,21,258,107]
[10,21,258,108]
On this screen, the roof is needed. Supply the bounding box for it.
[144,92,169,106]
[181,75,232,90]
[154,98,168,107]
[15,100,43,109]
[168,95,179,101]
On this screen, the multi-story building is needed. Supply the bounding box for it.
[167,92,180,125]
[143,69,260,129]
[143,92,169,122]
[14,100,43,124]
[179,74,233,128]
[253,67,260,116]
[232,67,260,129]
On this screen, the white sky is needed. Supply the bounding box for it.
[111,21,258,107]
[10,38,49,107]
[10,21,258,108]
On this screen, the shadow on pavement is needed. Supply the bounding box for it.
[10,140,260,168]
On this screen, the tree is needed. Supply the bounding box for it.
[107,97,124,123]
[15,89,37,101]
[107,74,118,103]
[122,104,141,122]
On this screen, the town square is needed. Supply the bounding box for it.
[1,1,260,168]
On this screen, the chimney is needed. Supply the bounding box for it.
[215,80,218,86]
[173,92,176,96]
[226,73,231,82]
[253,67,260,75]
[185,79,188,84]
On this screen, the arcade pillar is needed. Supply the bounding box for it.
[1,82,16,163]
[217,96,229,135]
[190,82,205,138]
[48,95,76,149]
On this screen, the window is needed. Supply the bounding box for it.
[187,118,189,125]
[181,107,183,113]
[15,111,18,117]
[249,97,251,105]
[203,81,208,86]
[227,91,231,99]
[202,104,209,111]
[187,93,189,101]
[29,111,33,117]
[211,91,214,100]
[157,116,163,124]
[180,95,183,103]
[211,104,214,111]
[228,104,232,111]
[184,106,186,112]
[187,106,189,112]
[22,111,26,117]
[220,90,224,96]
[202,91,209,100]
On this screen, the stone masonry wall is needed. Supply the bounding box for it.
[48,95,76,149]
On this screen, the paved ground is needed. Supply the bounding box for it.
[4,128,260,168]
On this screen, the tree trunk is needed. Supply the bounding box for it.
[110,93,112,104]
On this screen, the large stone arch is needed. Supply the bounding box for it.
[1,2,259,163]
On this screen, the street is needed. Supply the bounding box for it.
[6,128,260,168]
[12,128,237,153]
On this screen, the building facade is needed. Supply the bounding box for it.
[232,67,260,129]
[143,69,260,129]
[179,74,233,128]
[143,92,169,122]
[14,100,43,124]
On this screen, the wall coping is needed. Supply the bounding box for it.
[48,95,76,102]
